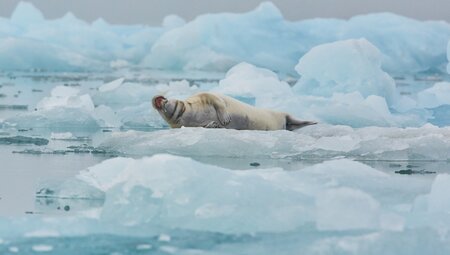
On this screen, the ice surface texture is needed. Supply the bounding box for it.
[99,125,450,160]
[1,154,449,246]
[1,2,449,74]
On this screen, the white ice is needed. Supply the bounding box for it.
[98,124,450,160]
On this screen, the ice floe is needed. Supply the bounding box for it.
[97,124,450,160]
[0,154,438,236]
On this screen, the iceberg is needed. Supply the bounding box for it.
[0,37,107,71]
[0,2,164,71]
[1,2,449,73]
[294,39,396,105]
[142,2,450,75]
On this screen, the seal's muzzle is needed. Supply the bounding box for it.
[152,95,167,110]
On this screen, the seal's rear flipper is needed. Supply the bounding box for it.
[286,115,317,131]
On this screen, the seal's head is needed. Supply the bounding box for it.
[152,95,185,127]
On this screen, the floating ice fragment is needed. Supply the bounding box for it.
[158,234,171,242]
[109,59,129,69]
[136,244,152,250]
[98,78,125,92]
[24,230,60,238]
[9,246,19,253]
[91,105,121,128]
[37,86,94,111]
[50,132,74,140]
[31,244,53,252]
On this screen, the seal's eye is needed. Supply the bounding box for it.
[154,96,166,109]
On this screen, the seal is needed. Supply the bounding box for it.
[152,92,317,131]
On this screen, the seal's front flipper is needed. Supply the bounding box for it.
[200,93,231,126]
[286,115,317,131]
[215,105,231,126]
[204,121,223,128]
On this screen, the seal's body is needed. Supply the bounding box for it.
[152,92,316,131]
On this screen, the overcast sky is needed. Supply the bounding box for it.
[0,0,449,25]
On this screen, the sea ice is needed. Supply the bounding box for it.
[97,125,450,160]
[17,153,435,236]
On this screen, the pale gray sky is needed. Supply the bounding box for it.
[0,0,449,25]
